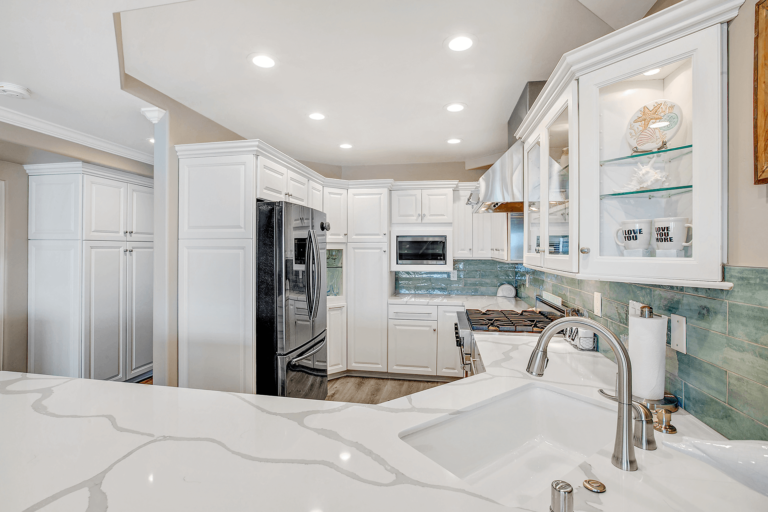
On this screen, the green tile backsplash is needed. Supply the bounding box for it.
[399,259,768,441]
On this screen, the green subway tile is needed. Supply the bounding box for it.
[651,289,727,333]
[687,327,768,387]
[478,270,502,279]
[551,283,570,302]
[602,299,628,326]
[723,266,768,307]
[666,372,684,405]
[461,259,499,270]
[728,374,768,425]
[457,270,480,279]
[684,383,768,441]
[569,289,594,313]
[610,283,654,305]
[578,279,609,295]
[674,352,727,401]
[728,302,768,347]
[463,278,500,288]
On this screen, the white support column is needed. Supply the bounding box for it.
[141,107,177,386]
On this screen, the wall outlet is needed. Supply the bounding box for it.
[526,275,530,286]
[594,292,602,317]
[671,314,687,353]
[629,300,646,317]
[450,270,457,281]
[543,291,562,306]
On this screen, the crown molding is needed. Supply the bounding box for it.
[0,106,154,165]
[391,180,459,190]
[515,0,744,141]
[455,182,479,191]
[322,178,349,188]
[24,162,153,187]
[141,107,166,124]
[346,179,395,189]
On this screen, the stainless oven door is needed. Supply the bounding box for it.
[396,235,447,265]
[277,333,328,400]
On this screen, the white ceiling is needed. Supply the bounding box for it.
[0,0,654,169]
[121,0,650,166]
[0,0,184,164]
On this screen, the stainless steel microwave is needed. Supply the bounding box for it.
[395,235,448,265]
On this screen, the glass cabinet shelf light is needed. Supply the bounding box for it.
[600,184,692,200]
[600,144,692,166]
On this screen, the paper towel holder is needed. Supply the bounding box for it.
[640,305,653,318]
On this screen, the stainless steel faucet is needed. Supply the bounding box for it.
[527,317,644,471]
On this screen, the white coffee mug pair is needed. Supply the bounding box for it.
[615,217,693,251]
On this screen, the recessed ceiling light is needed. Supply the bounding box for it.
[340,144,352,149]
[148,138,155,144]
[649,121,670,128]
[250,55,275,68]
[448,36,473,51]
[447,138,461,144]
[446,103,465,112]
[643,68,661,76]
[309,113,325,120]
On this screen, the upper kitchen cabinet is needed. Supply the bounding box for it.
[347,184,390,243]
[523,83,578,272]
[323,185,348,243]
[516,0,739,287]
[26,163,153,242]
[309,180,323,211]
[391,184,455,224]
[256,156,309,206]
[579,25,724,283]
[453,187,474,258]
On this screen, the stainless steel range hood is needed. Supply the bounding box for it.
[470,140,524,213]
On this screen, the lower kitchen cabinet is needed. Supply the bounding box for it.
[326,303,347,374]
[347,243,388,372]
[388,319,437,375]
[436,306,464,377]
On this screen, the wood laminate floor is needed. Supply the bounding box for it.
[138,377,153,385]
[326,376,444,405]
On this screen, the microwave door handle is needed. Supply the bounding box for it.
[305,229,314,318]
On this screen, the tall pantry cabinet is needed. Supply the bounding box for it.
[26,163,154,380]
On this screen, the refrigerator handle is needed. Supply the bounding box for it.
[309,229,321,320]
[305,229,314,319]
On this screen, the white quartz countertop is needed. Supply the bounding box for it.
[2,335,766,511]
[389,293,531,311]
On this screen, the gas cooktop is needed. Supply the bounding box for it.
[465,309,563,333]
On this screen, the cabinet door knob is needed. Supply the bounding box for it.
[129,231,133,235]
[433,328,436,332]
[383,233,386,235]
[124,230,128,235]
[580,247,590,254]
[129,248,133,253]
[124,248,128,253]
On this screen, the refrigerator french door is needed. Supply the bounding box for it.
[255,201,328,400]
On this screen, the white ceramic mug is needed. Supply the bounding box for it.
[653,217,693,250]
[615,219,652,250]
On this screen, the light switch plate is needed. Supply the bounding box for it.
[594,292,602,317]
[450,270,457,281]
[671,314,687,353]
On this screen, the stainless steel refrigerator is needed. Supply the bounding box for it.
[255,201,328,400]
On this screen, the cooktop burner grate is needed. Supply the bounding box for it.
[466,309,563,332]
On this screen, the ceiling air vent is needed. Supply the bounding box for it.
[0,83,31,99]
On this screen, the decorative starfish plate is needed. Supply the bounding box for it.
[625,99,682,152]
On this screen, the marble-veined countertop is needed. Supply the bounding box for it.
[388,293,530,311]
[2,334,766,511]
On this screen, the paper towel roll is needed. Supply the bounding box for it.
[628,315,667,400]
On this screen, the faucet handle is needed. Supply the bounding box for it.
[598,389,657,451]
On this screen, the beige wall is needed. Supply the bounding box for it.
[299,161,342,179]
[340,162,484,182]
[644,0,684,18]
[0,160,28,371]
[729,0,768,268]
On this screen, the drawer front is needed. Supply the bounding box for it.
[387,304,438,321]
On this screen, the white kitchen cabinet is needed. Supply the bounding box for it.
[387,319,437,375]
[82,241,126,381]
[347,243,388,372]
[178,239,254,392]
[391,188,453,224]
[126,242,154,379]
[286,169,309,205]
[437,306,465,377]
[323,187,348,243]
[83,175,128,241]
[28,174,82,240]
[180,154,254,239]
[128,184,154,241]
[491,213,509,261]
[472,213,493,258]
[453,189,474,258]
[348,188,388,243]
[256,156,287,202]
[327,304,347,374]
[26,163,154,381]
[309,180,323,211]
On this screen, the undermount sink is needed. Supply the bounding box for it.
[400,384,615,508]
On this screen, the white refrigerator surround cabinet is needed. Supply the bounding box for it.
[346,243,388,372]
[25,162,154,380]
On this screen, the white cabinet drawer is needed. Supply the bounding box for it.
[387,305,438,321]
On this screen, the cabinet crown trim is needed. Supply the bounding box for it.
[346,179,395,189]
[391,181,459,190]
[455,182,479,191]
[24,162,153,187]
[515,0,743,141]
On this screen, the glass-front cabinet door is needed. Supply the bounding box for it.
[523,82,579,272]
[579,25,724,282]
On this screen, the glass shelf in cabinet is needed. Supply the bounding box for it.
[600,185,692,200]
[600,144,693,166]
